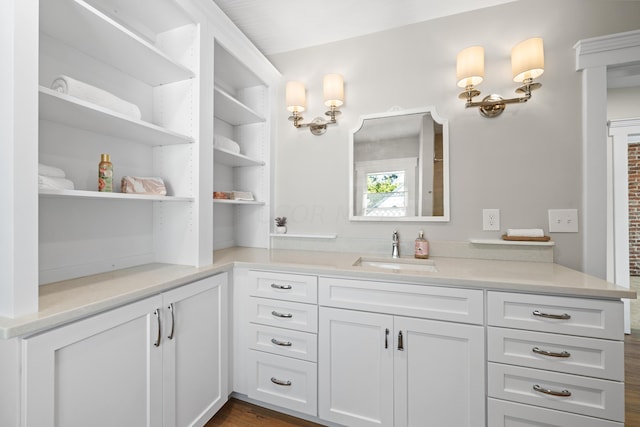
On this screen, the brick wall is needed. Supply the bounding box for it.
[630,143,640,275]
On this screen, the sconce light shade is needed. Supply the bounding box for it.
[456,46,484,88]
[286,81,306,112]
[511,37,544,83]
[323,74,344,108]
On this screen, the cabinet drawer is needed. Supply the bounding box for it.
[248,270,318,303]
[488,398,622,427]
[247,350,317,416]
[488,363,624,422]
[488,327,624,380]
[319,277,483,324]
[248,323,317,362]
[249,297,318,333]
[487,292,624,340]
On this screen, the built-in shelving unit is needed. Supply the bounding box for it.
[38,0,202,284]
[212,40,277,251]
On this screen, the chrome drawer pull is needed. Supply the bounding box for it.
[271,283,293,290]
[532,347,571,358]
[270,377,292,386]
[153,309,161,347]
[271,310,293,318]
[167,303,175,340]
[532,310,571,320]
[271,338,293,347]
[533,384,571,397]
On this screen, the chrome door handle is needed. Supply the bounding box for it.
[397,331,404,351]
[270,377,292,386]
[271,338,293,347]
[167,303,175,340]
[153,309,161,347]
[533,310,571,320]
[271,310,293,318]
[533,384,572,397]
[532,347,570,358]
[271,283,292,290]
[385,328,389,349]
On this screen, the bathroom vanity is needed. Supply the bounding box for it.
[1,247,629,427]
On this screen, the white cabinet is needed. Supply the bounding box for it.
[487,291,625,426]
[243,270,319,416]
[22,274,227,427]
[22,295,164,427]
[161,274,228,427]
[318,277,485,427]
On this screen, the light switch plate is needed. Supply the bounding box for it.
[548,209,579,232]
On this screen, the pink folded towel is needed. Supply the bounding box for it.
[121,176,167,196]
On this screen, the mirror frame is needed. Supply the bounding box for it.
[349,106,450,222]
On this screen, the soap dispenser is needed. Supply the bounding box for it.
[414,230,429,259]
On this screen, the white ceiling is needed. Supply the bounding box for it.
[212,0,517,56]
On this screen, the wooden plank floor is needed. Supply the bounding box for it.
[207,331,640,426]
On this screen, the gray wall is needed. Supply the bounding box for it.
[268,0,640,271]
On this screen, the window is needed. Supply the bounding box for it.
[355,158,417,217]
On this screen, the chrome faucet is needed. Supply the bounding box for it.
[392,230,400,258]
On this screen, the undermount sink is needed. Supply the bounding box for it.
[353,257,438,273]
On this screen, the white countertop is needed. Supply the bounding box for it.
[0,247,634,339]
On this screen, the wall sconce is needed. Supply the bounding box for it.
[456,37,544,118]
[286,74,344,135]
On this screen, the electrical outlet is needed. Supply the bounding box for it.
[482,209,500,231]
[548,209,579,232]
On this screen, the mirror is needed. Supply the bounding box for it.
[349,107,449,222]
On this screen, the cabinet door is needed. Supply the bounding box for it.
[22,295,163,427]
[394,316,485,427]
[319,307,393,427]
[162,274,228,427]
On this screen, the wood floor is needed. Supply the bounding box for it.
[207,331,640,426]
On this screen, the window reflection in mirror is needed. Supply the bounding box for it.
[349,107,449,222]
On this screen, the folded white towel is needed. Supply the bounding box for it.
[506,228,545,238]
[51,75,141,120]
[38,175,75,191]
[38,163,66,178]
[214,135,241,154]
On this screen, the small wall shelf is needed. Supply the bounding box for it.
[469,238,555,247]
[269,233,338,239]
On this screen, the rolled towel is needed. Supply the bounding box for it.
[121,176,167,196]
[506,228,545,238]
[38,163,66,178]
[51,75,142,120]
[38,175,75,191]
[214,135,241,154]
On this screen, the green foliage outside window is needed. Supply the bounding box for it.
[367,173,399,193]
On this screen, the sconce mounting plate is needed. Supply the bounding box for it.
[309,117,328,135]
[479,94,506,118]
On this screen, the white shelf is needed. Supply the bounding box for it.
[214,86,265,125]
[214,147,265,167]
[39,189,194,202]
[39,87,194,146]
[40,0,194,86]
[213,199,265,206]
[270,233,337,239]
[469,238,555,247]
